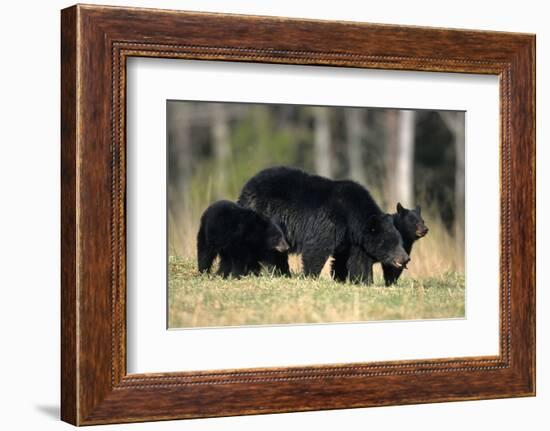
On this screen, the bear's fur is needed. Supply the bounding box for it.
[197,200,289,278]
[238,166,409,280]
[382,203,428,285]
[332,203,429,285]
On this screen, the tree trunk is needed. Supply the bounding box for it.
[345,108,366,185]
[312,107,332,178]
[384,110,415,210]
[383,110,399,209]
[211,103,230,197]
[167,102,192,204]
[396,110,415,208]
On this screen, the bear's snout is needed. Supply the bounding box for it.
[392,254,411,269]
[275,238,290,253]
[416,225,429,238]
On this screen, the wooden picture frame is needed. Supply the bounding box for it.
[61,4,535,425]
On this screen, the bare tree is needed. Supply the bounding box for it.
[396,110,415,207]
[383,110,398,208]
[383,110,415,209]
[167,102,192,203]
[211,103,230,193]
[312,107,332,178]
[345,108,366,185]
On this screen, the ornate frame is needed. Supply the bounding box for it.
[61,4,535,425]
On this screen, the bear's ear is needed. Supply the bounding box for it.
[415,205,421,215]
[396,202,405,214]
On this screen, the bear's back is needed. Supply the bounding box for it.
[239,166,336,210]
[332,179,382,217]
[202,200,265,232]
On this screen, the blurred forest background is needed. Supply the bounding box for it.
[167,101,465,278]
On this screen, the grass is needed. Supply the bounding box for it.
[168,256,465,329]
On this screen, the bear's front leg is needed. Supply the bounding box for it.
[302,244,332,277]
[346,246,373,285]
[230,259,248,278]
[382,264,402,286]
[262,250,291,276]
[217,253,232,278]
[244,256,262,277]
[196,226,217,273]
[331,250,349,282]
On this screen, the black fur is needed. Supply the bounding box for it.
[333,203,429,285]
[238,166,409,280]
[197,200,289,278]
[382,203,428,285]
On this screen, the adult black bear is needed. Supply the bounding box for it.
[332,203,429,285]
[238,166,410,280]
[197,200,289,278]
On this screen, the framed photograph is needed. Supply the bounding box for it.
[61,4,535,425]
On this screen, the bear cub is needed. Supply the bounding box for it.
[382,202,429,285]
[197,200,289,278]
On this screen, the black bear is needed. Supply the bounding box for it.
[382,203,428,285]
[238,166,410,280]
[332,203,429,285]
[197,200,289,278]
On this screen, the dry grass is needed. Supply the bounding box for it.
[168,191,465,328]
[168,256,465,328]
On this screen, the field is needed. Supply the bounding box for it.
[168,256,465,328]
[166,101,466,329]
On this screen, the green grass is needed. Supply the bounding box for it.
[168,256,465,328]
